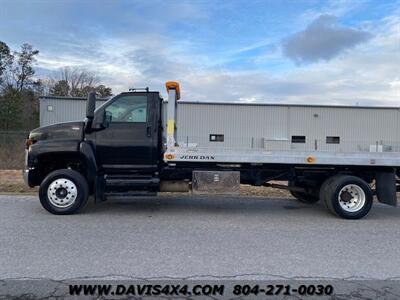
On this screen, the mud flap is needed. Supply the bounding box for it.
[376,171,397,206]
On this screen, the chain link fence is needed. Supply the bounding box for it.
[0,131,28,169]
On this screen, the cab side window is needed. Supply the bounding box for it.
[105,95,147,123]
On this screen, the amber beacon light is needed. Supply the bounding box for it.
[165,81,181,100]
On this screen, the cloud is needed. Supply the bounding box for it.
[34,12,398,107]
[181,13,399,106]
[282,14,373,64]
[2,1,397,106]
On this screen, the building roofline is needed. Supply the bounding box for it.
[39,96,110,101]
[177,100,400,110]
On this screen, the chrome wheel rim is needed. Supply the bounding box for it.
[47,178,77,208]
[338,184,366,212]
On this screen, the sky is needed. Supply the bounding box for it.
[0,0,399,105]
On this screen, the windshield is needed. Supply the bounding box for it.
[94,95,117,114]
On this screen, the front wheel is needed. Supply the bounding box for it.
[320,175,373,219]
[39,169,89,215]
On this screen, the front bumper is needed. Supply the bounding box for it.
[22,168,36,187]
[23,168,29,186]
[23,149,37,187]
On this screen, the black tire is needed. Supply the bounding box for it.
[320,175,373,219]
[39,169,89,215]
[319,175,341,206]
[289,181,319,204]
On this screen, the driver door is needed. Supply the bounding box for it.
[95,93,157,172]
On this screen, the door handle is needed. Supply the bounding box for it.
[146,126,152,137]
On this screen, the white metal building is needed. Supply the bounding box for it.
[39,96,108,127]
[40,96,400,153]
[176,101,400,153]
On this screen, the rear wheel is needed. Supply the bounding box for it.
[320,175,373,219]
[39,169,89,215]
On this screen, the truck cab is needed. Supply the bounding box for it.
[88,91,162,173]
[24,87,171,215]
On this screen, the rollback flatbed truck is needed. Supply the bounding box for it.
[24,82,399,219]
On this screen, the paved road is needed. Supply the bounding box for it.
[1,194,400,280]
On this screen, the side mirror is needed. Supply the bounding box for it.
[86,92,96,119]
[85,92,96,133]
[102,110,112,128]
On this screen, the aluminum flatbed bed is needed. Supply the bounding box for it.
[164,146,400,167]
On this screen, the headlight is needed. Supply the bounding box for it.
[25,138,36,149]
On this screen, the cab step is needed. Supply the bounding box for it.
[95,174,160,203]
[105,177,160,188]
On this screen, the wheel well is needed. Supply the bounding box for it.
[289,168,375,191]
[32,152,87,186]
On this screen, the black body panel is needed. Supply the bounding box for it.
[26,121,85,170]
[88,92,161,173]
[29,121,84,143]
[79,141,98,187]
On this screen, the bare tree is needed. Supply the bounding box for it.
[49,67,112,97]
[57,67,98,97]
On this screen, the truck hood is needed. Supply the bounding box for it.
[29,121,84,142]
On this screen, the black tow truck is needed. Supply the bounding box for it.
[24,82,398,219]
